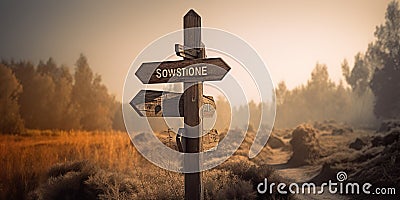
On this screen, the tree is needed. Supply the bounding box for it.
[37,57,59,77]
[309,63,330,87]
[273,63,371,127]
[370,1,400,119]
[72,54,114,130]
[11,60,57,129]
[342,53,371,96]
[0,64,24,134]
[56,65,81,130]
[35,59,80,129]
[275,81,288,105]
[305,63,335,120]
[2,56,120,131]
[26,73,56,129]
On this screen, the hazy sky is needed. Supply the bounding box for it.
[0,0,391,100]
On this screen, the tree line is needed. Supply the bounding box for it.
[275,1,400,128]
[212,1,400,130]
[0,54,125,134]
[1,1,399,133]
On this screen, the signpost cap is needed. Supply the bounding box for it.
[185,9,200,17]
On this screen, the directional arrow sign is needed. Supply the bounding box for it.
[135,58,231,84]
[130,90,216,117]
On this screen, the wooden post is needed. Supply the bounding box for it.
[183,9,203,200]
[132,9,231,200]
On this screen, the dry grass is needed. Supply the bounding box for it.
[0,130,291,200]
[0,130,140,199]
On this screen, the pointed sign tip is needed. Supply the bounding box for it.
[185,9,200,17]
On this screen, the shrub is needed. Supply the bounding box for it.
[29,161,138,200]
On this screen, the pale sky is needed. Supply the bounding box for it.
[0,0,391,100]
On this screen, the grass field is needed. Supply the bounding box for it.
[3,122,397,199]
[0,130,287,200]
[0,130,139,199]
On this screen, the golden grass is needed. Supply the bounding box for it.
[0,130,142,199]
[0,130,230,199]
[0,129,288,199]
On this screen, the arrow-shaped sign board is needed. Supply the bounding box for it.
[135,58,231,84]
[130,90,216,117]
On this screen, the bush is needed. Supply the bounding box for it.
[29,161,137,200]
[217,159,292,199]
[287,124,321,166]
[203,169,256,200]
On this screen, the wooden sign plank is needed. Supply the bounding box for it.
[135,58,231,84]
[129,90,180,117]
[129,90,215,117]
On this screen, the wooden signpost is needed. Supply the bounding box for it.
[131,9,230,200]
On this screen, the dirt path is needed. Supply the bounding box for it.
[275,165,350,200]
[269,149,350,200]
